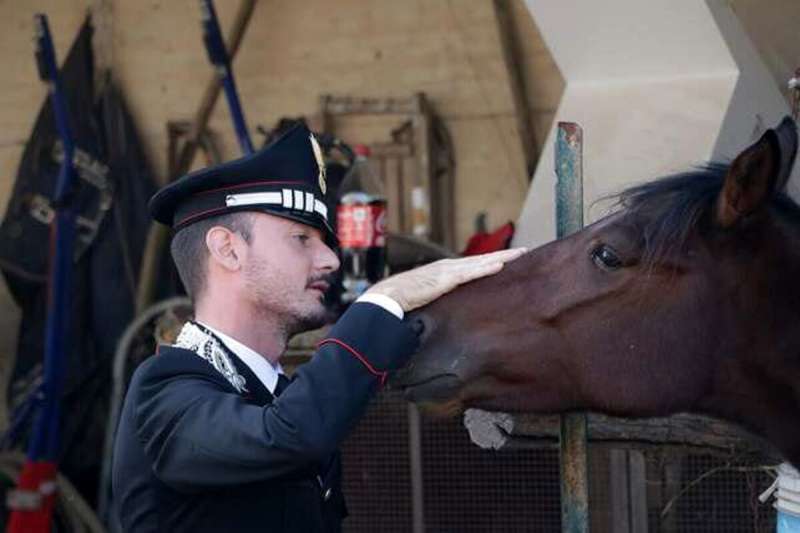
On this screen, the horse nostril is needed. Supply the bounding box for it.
[411,317,426,337]
[407,312,434,342]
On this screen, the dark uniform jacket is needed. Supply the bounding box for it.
[112,302,418,532]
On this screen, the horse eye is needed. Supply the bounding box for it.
[591,245,623,271]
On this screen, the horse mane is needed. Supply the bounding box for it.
[615,164,800,267]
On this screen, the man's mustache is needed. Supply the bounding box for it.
[306,273,336,287]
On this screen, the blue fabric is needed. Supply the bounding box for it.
[778,511,800,532]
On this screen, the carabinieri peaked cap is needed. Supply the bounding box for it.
[149,123,336,245]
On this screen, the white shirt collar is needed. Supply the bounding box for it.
[197,322,284,395]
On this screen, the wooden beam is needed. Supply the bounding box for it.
[492,0,538,177]
[463,409,779,461]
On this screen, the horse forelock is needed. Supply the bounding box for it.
[613,164,800,268]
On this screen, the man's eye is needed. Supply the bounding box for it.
[295,234,310,244]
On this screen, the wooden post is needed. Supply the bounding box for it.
[556,122,590,532]
[609,450,649,532]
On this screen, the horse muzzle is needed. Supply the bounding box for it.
[392,309,476,403]
[390,365,463,403]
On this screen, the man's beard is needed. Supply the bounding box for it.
[243,258,332,336]
[284,308,329,337]
[285,272,337,335]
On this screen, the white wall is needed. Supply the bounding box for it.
[514,0,795,247]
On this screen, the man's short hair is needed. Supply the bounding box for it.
[170,212,254,299]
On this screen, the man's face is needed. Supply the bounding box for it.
[240,213,340,334]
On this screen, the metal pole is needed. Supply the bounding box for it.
[7,14,79,533]
[200,0,254,155]
[555,122,589,533]
[31,8,77,471]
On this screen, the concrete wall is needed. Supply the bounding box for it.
[514,0,800,248]
[730,0,800,97]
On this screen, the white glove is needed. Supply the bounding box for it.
[366,248,527,312]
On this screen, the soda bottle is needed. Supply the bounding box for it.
[336,145,387,302]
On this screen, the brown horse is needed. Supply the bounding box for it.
[396,117,800,466]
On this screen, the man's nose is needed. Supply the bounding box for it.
[317,241,341,273]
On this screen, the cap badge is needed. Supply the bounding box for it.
[310,133,327,195]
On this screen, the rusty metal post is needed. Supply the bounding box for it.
[555,122,589,532]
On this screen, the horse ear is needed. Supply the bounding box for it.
[716,117,798,228]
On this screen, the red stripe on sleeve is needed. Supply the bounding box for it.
[317,338,388,386]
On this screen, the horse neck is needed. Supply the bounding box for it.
[701,214,800,464]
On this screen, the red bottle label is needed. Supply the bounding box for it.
[337,203,386,248]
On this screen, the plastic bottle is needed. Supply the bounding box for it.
[336,145,387,302]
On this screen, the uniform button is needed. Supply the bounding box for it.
[323,488,332,501]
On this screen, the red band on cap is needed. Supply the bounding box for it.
[197,180,307,197]
[174,206,232,229]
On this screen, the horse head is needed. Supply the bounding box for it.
[397,117,800,464]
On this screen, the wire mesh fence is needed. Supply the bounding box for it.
[649,454,776,533]
[418,414,560,533]
[340,390,413,533]
[341,390,778,532]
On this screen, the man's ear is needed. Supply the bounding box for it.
[205,226,243,272]
[715,117,798,228]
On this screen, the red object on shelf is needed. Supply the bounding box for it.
[462,222,515,256]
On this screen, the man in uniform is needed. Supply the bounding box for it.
[112,124,524,532]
